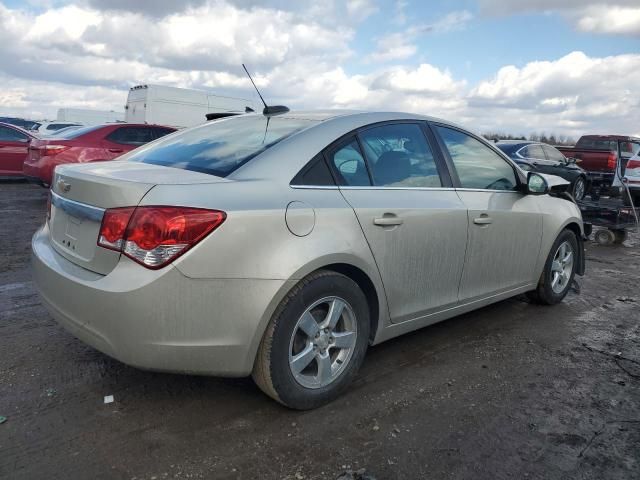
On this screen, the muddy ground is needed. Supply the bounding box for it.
[0,182,638,480]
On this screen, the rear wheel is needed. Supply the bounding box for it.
[253,270,370,410]
[571,176,586,201]
[527,230,578,305]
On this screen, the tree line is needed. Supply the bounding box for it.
[482,132,576,146]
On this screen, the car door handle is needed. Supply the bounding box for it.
[374,216,403,227]
[473,216,493,225]
[108,148,124,153]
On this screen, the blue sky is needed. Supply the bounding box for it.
[0,0,639,136]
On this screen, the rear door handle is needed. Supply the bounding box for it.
[374,216,403,227]
[473,216,493,225]
[108,148,124,153]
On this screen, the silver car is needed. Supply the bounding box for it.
[32,111,585,409]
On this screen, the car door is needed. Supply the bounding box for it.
[328,122,468,324]
[0,126,30,175]
[432,124,543,301]
[104,126,155,158]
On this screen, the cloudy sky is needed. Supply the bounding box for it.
[1,0,639,137]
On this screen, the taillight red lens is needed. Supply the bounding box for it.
[97,206,226,269]
[98,207,135,251]
[607,152,617,170]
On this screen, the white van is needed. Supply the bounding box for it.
[56,108,124,125]
[125,85,256,129]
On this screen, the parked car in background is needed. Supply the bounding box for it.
[37,122,82,134]
[23,123,176,186]
[557,135,640,193]
[0,122,38,178]
[41,126,83,137]
[0,117,41,131]
[496,141,590,200]
[622,153,640,206]
[32,111,585,410]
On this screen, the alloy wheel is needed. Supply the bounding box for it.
[550,241,574,294]
[288,296,357,389]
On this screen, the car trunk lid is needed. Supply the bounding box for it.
[48,161,226,275]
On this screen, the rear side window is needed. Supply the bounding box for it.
[0,126,28,142]
[291,154,335,186]
[328,139,371,186]
[358,123,441,187]
[436,126,517,191]
[522,144,545,159]
[107,127,155,145]
[152,127,175,139]
[129,115,316,177]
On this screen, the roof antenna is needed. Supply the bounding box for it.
[242,64,289,116]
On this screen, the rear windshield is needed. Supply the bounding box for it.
[54,125,103,139]
[128,115,317,177]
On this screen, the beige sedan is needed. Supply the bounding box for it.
[32,111,585,409]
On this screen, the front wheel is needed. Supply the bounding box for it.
[527,230,578,305]
[572,176,587,201]
[253,270,370,410]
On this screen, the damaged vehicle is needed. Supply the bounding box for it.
[32,111,585,409]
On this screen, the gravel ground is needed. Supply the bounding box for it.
[1,182,639,480]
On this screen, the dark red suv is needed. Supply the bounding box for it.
[23,123,176,186]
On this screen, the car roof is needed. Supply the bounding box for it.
[230,110,477,181]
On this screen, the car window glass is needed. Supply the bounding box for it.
[291,154,335,186]
[329,139,371,186]
[129,115,316,177]
[542,145,566,162]
[153,127,175,139]
[107,127,155,145]
[0,126,28,142]
[358,123,442,188]
[436,126,517,191]
[523,144,545,159]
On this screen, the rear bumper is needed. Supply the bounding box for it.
[32,225,288,376]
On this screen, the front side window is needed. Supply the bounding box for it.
[436,126,517,191]
[542,145,566,162]
[358,123,442,187]
[0,126,28,142]
[329,139,371,186]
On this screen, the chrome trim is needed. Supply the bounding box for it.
[290,185,340,190]
[455,188,521,193]
[51,191,105,223]
[340,186,454,191]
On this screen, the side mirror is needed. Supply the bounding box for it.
[566,157,576,164]
[527,172,549,195]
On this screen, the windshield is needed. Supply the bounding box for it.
[128,115,317,177]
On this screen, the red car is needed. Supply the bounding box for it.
[23,123,176,186]
[0,122,38,178]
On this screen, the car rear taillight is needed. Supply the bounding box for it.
[41,145,70,155]
[607,152,617,170]
[98,206,226,269]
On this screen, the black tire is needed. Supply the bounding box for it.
[571,176,587,201]
[613,230,627,244]
[527,229,578,305]
[252,270,370,410]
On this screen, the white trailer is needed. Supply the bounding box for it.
[125,84,256,129]
[56,108,124,125]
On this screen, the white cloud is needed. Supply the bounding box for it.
[575,5,640,36]
[366,10,472,63]
[478,0,640,36]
